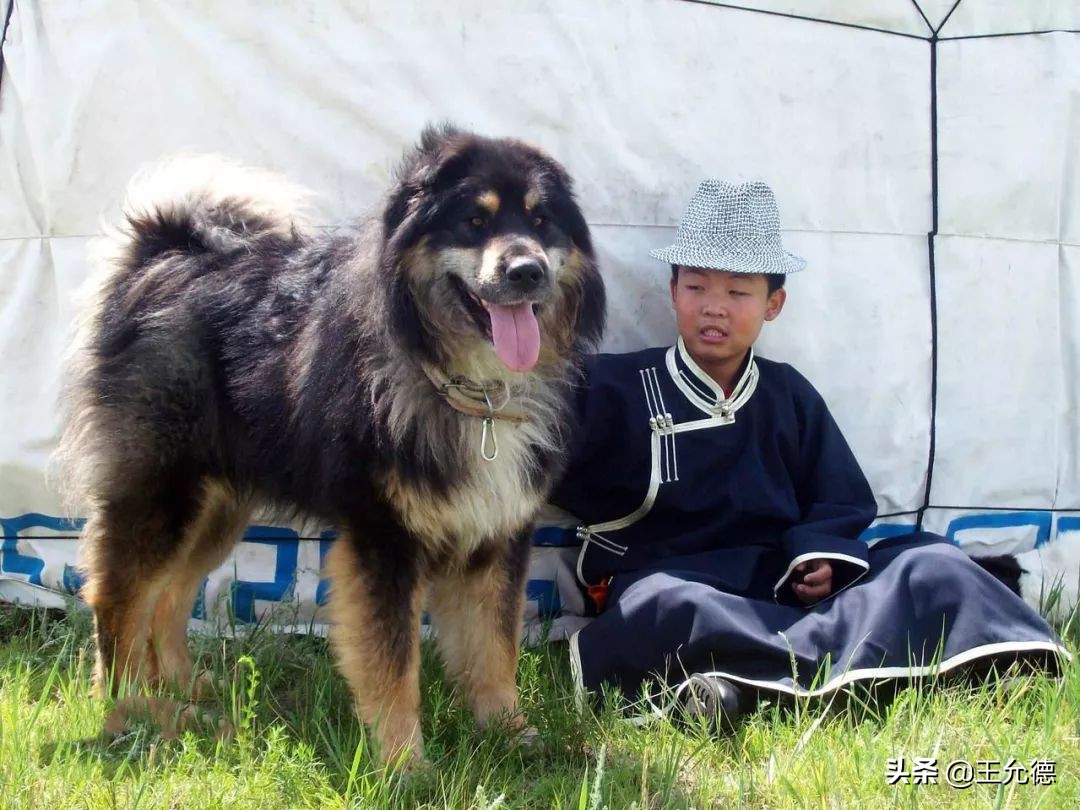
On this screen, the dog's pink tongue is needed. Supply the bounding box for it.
[484,302,540,372]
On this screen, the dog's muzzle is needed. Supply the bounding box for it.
[504,255,548,295]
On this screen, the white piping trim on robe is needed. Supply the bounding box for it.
[568,629,587,711]
[574,636,1068,717]
[664,640,1070,705]
[639,367,677,483]
[648,367,678,483]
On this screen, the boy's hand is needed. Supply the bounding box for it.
[792,559,833,604]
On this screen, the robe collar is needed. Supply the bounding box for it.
[667,337,759,419]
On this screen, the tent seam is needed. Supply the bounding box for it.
[917,30,940,532]
[0,0,16,95]
[675,0,929,40]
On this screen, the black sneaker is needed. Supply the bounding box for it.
[680,674,744,732]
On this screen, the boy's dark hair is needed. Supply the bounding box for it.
[671,264,785,294]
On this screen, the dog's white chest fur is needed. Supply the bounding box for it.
[384,414,554,556]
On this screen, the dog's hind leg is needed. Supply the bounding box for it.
[80,477,204,699]
[427,529,532,733]
[325,528,427,765]
[145,480,251,697]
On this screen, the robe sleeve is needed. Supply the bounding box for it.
[774,366,877,607]
[548,356,614,519]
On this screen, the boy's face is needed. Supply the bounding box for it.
[670,267,786,384]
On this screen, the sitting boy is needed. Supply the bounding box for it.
[550,180,1065,723]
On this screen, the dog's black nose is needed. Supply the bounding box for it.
[505,259,546,290]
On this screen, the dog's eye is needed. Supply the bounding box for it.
[469,216,487,229]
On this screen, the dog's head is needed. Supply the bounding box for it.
[379,124,605,376]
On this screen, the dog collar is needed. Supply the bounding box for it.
[421,364,530,462]
[420,364,530,422]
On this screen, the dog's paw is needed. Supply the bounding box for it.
[103,696,233,741]
[104,696,186,737]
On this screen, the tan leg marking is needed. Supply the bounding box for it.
[428,557,526,730]
[81,511,169,698]
[145,481,250,695]
[325,538,427,765]
[81,480,249,701]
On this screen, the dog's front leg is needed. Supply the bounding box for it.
[428,527,532,732]
[325,529,426,765]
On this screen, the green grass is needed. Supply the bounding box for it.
[1,604,1077,808]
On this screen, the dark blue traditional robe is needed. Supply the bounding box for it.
[550,340,1066,701]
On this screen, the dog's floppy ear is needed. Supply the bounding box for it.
[383,263,439,360]
[535,158,594,257]
[384,123,474,234]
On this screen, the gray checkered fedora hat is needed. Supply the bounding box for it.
[650,180,806,274]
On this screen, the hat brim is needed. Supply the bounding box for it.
[649,245,806,274]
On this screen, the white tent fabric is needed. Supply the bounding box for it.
[1,0,1077,636]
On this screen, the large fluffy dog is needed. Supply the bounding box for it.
[56,125,605,761]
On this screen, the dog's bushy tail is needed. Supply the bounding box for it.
[51,156,316,512]
[115,154,316,259]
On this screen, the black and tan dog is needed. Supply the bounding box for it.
[55,125,605,762]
